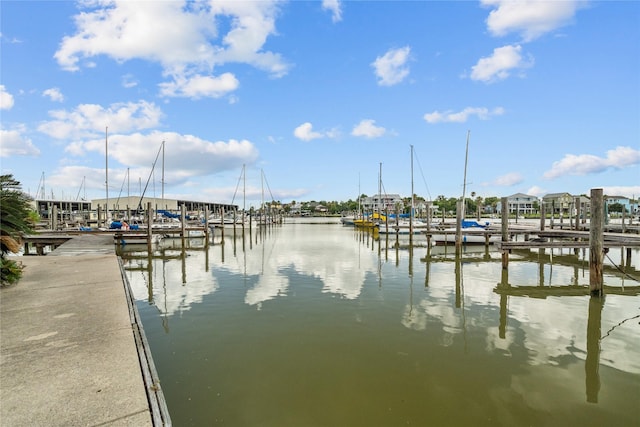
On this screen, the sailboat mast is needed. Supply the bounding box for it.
[378,162,382,214]
[161,140,165,208]
[105,126,109,223]
[410,145,414,234]
[462,130,470,201]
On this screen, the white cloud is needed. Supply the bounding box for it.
[527,186,547,197]
[54,0,289,98]
[64,131,259,178]
[371,46,411,86]
[0,127,40,157]
[121,74,138,88]
[481,0,584,42]
[293,122,323,141]
[43,87,64,102]
[159,73,239,99]
[424,106,505,123]
[38,100,163,139]
[493,172,524,186]
[470,44,533,83]
[543,146,640,180]
[322,0,343,23]
[351,119,386,138]
[0,85,15,110]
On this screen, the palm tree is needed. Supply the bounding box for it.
[1,174,36,285]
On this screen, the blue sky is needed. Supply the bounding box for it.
[1,0,639,208]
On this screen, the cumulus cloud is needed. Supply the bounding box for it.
[351,119,386,138]
[53,0,289,98]
[0,85,14,110]
[38,100,163,139]
[470,44,533,83]
[543,146,640,180]
[0,127,40,157]
[322,0,343,23]
[372,46,411,86]
[159,73,239,98]
[121,74,138,88]
[43,87,64,102]
[527,186,547,197]
[293,122,324,141]
[492,172,524,186]
[64,131,258,177]
[481,0,583,42]
[424,106,505,123]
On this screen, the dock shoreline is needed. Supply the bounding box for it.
[1,235,170,426]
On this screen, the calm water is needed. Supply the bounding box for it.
[122,218,640,426]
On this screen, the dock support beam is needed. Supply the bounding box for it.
[455,200,463,254]
[147,202,153,252]
[501,197,509,269]
[589,189,604,296]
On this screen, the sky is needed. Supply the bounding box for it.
[1,0,639,208]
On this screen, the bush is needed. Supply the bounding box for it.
[1,258,24,286]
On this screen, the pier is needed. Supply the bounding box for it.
[0,234,170,426]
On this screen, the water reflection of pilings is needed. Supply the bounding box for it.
[586,296,603,403]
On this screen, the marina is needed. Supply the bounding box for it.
[8,191,640,426]
[114,216,638,426]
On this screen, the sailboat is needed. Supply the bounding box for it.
[429,131,499,244]
[378,146,430,235]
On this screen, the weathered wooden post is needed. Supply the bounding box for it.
[220,207,225,244]
[589,189,604,296]
[539,202,546,231]
[204,206,210,247]
[455,200,463,254]
[501,197,509,269]
[574,197,581,231]
[147,202,153,251]
[181,204,186,249]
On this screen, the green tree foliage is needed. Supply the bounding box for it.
[1,175,36,286]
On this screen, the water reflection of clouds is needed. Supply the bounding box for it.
[214,226,379,306]
[398,259,639,375]
[126,249,219,316]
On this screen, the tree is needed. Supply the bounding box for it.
[1,175,36,286]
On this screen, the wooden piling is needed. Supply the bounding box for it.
[204,206,210,247]
[589,189,604,296]
[540,202,545,231]
[455,200,463,254]
[181,204,186,249]
[147,202,153,252]
[501,197,509,269]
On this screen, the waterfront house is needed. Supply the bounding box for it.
[496,193,539,215]
[360,193,404,213]
[542,192,574,215]
[605,195,632,213]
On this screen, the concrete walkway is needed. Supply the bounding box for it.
[1,235,158,426]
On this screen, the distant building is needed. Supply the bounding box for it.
[542,192,574,215]
[605,195,632,213]
[91,196,236,217]
[360,194,403,212]
[32,196,236,227]
[496,193,539,215]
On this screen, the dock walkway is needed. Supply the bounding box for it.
[1,234,169,426]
